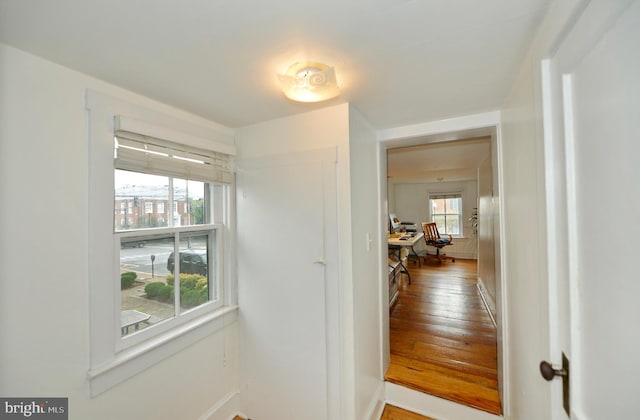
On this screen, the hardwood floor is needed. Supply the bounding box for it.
[380,404,435,420]
[384,258,502,415]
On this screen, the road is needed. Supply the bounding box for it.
[120,243,173,277]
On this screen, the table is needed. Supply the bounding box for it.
[121,309,151,335]
[388,232,423,284]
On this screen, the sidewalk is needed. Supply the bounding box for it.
[121,274,174,334]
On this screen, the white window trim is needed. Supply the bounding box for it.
[86,89,237,396]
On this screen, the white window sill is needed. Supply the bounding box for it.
[88,305,238,396]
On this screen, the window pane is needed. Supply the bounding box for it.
[447,215,461,235]
[432,198,444,213]
[175,232,214,311]
[446,198,461,214]
[120,236,175,337]
[433,215,446,233]
[173,179,207,226]
[115,170,169,231]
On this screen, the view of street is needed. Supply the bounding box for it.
[120,242,173,277]
[120,236,209,277]
[119,236,211,336]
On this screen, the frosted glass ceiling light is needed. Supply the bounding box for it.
[278,61,339,102]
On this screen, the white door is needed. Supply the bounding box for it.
[237,149,338,420]
[543,1,640,418]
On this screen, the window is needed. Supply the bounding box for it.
[114,124,232,344]
[116,171,221,339]
[87,92,237,395]
[429,193,462,236]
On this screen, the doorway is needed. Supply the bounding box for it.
[378,116,507,415]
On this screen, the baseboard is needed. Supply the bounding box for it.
[385,382,502,420]
[454,251,477,260]
[199,391,241,420]
[477,278,497,328]
[366,382,386,420]
[422,251,476,261]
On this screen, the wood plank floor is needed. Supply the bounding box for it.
[380,404,435,420]
[384,258,502,415]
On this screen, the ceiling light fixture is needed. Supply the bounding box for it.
[278,61,339,103]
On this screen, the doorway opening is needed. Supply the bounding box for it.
[379,121,506,416]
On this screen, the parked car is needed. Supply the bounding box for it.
[121,240,146,248]
[167,250,208,276]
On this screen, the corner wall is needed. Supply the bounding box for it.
[0,44,239,420]
[235,103,384,420]
[348,105,386,420]
[235,103,354,419]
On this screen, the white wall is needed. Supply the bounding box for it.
[388,180,478,259]
[0,44,239,420]
[236,103,356,419]
[348,106,385,419]
[477,159,497,319]
[235,104,384,420]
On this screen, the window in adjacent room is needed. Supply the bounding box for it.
[429,193,462,236]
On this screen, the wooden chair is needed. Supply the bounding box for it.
[421,222,455,263]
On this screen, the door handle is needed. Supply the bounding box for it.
[540,353,570,416]
[539,361,567,381]
[313,258,326,265]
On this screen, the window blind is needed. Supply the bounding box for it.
[114,119,233,184]
[429,193,462,200]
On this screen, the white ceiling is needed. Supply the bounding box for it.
[0,0,551,130]
[387,137,491,183]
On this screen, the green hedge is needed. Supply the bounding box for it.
[121,272,137,289]
[144,282,165,298]
[181,290,201,308]
[144,277,208,308]
[166,273,206,288]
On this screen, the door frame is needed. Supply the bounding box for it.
[540,1,639,417]
[376,111,510,415]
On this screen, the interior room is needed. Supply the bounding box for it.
[384,136,501,415]
[1,1,639,420]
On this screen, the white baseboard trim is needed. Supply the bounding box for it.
[477,278,497,328]
[451,251,477,260]
[424,251,476,260]
[385,382,503,420]
[199,391,241,420]
[366,382,386,420]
